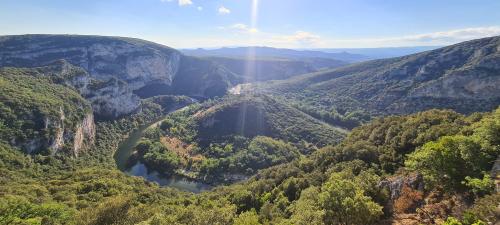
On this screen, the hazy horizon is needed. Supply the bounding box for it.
[1,0,499,49]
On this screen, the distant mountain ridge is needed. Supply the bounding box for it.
[182,46,370,62]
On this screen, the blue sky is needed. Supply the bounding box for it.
[1,0,499,48]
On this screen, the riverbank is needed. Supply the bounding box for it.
[113,98,217,193]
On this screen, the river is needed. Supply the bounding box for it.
[113,104,212,193]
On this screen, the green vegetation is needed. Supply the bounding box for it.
[1,104,499,224]
[0,67,91,154]
[241,36,500,129]
[1,34,499,225]
[190,94,346,147]
[130,94,345,184]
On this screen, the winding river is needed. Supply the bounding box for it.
[114,105,212,193]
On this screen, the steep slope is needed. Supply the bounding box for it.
[244,36,500,117]
[0,34,239,117]
[203,56,346,82]
[0,66,94,156]
[191,94,347,147]
[127,94,347,184]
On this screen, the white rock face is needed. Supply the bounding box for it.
[0,35,184,117]
[85,43,182,89]
[0,35,235,118]
[72,113,96,157]
[48,108,66,152]
[22,107,96,157]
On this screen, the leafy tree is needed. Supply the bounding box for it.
[287,187,324,225]
[462,174,495,197]
[234,210,261,225]
[0,196,74,225]
[405,135,494,190]
[319,173,383,225]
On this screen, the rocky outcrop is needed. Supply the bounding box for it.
[42,109,95,156]
[1,66,96,156]
[72,113,96,157]
[0,35,238,118]
[492,156,500,193]
[84,78,140,118]
[17,108,95,156]
[250,36,500,116]
[37,60,140,118]
[379,173,425,201]
[0,35,181,86]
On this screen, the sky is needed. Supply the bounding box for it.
[1,0,500,49]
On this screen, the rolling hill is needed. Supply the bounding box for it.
[130,94,347,184]
[190,94,347,147]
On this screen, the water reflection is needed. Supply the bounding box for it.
[126,163,212,193]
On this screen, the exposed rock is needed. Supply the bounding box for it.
[0,66,96,156]
[48,107,66,152]
[72,113,96,157]
[13,107,95,156]
[84,78,140,118]
[492,155,500,193]
[379,173,425,201]
[0,35,239,118]
[37,60,140,118]
[249,36,500,116]
[41,109,95,156]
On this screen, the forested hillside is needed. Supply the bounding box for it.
[0,67,94,156]
[239,36,500,127]
[1,106,498,224]
[0,35,499,225]
[127,94,346,185]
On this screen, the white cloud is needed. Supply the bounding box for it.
[218,6,231,15]
[398,26,500,42]
[271,31,322,46]
[219,23,258,33]
[197,6,203,11]
[154,26,500,49]
[160,0,192,7]
[178,0,193,6]
[321,26,500,48]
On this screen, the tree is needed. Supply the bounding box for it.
[319,173,383,225]
[234,210,261,225]
[0,196,74,225]
[462,174,495,197]
[287,187,325,225]
[405,135,495,190]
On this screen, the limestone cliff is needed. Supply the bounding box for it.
[0,35,239,118]
[248,36,500,115]
[0,66,95,156]
[43,110,95,157]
